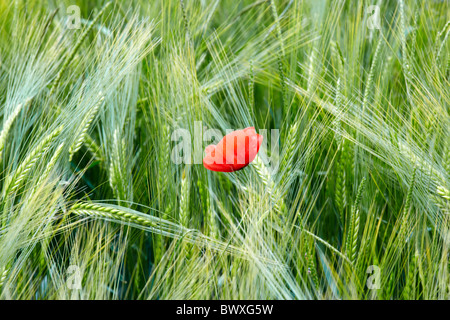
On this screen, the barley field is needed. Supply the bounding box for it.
[0,0,448,300]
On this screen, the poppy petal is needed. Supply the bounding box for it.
[203,127,263,172]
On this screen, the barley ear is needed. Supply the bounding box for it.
[346,176,366,264]
[179,169,190,228]
[0,99,32,160]
[71,202,156,227]
[198,179,217,238]
[362,37,383,111]
[37,142,65,186]
[0,267,8,289]
[84,134,103,162]
[396,167,417,249]
[403,251,418,299]
[5,125,63,196]
[307,242,320,291]
[69,94,104,161]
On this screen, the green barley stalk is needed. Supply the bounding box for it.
[335,163,346,226]
[5,125,63,196]
[348,208,360,264]
[410,9,419,59]
[109,129,127,202]
[36,8,59,56]
[297,226,353,266]
[70,203,277,266]
[253,153,270,186]
[331,40,344,81]
[179,169,190,228]
[269,0,288,114]
[252,121,299,216]
[334,78,346,225]
[417,246,427,298]
[306,47,317,96]
[334,77,342,128]
[436,186,449,201]
[36,142,65,186]
[443,140,450,175]
[337,138,353,226]
[404,167,417,216]
[49,1,112,97]
[278,54,288,115]
[384,271,396,300]
[434,20,450,70]
[396,167,417,250]
[154,203,174,263]
[179,0,191,44]
[346,176,366,264]
[84,134,104,162]
[435,186,449,215]
[403,251,418,300]
[280,120,299,177]
[248,60,255,120]
[434,139,450,214]
[0,267,7,289]
[362,37,383,111]
[71,202,156,227]
[69,94,104,161]
[269,0,285,57]
[399,142,445,185]
[253,155,284,214]
[342,138,354,184]
[0,99,32,160]
[158,124,171,195]
[306,242,319,290]
[198,179,217,238]
[399,0,412,101]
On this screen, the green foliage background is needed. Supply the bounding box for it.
[0,0,448,299]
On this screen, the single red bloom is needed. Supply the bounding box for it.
[203,127,263,172]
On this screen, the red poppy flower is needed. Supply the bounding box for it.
[203,127,263,172]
